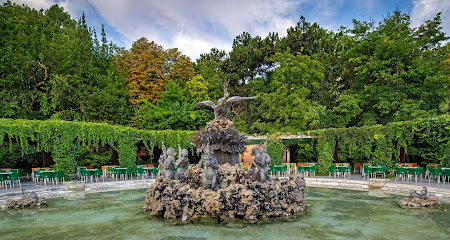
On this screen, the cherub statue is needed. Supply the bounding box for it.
[198,142,219,190]
[158,143,176,180]
[174,144,189,180]
[249,141,271,182]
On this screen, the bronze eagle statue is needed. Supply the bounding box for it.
[194,80,256,120]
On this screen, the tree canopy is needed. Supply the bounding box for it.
[1,2,449,167]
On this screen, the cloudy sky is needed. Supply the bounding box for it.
[4,0,449,60]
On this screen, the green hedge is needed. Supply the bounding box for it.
[0,119,194,173]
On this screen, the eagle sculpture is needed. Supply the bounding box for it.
[194,81,256,120]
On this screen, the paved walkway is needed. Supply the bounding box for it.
[304,173,450,200]
[0,177,156,207]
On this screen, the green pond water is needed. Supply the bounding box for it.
[0,187,449,240]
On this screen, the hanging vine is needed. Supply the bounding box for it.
[314,116,449,174]
[0,119,195,172]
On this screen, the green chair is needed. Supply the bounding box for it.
[93,169,104,182]
[124,168,132,180]
[0,169,5,173]
[425,165,436,179]
[407,168,421,182]
[442,169,450,183]
[136,167,145,180]
[429,168,441,184]
[297,165,306,176]
[417,167,424,181]
[329,165,338,178]
[9,169,19,173]
[342,166,352,178]
[269,165,277,177]
[363,165,373,179]
[8,172,21,188]
[306,165,316,177]
[113,168,123,181]
[40,171,54,186]
[149,167,159,179]
[33,170,41,185]
[79,167,87,180]
[395,167,406,181]
[54,171,65,184]
[80,169,93,182]
[0,174,8,189]
[280,165,288,177]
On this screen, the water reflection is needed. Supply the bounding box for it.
[0,187,448,240]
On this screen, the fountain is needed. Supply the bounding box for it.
[144,81,306,222]
[192,80,255,165]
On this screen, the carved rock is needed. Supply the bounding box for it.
[144,165,306,222]
[398,197,441,208]
[192,120,247,165]
[6,197,46,209]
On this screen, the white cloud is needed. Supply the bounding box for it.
[411,0,450,35]
[4,0,75,15]
[87,0,303,60]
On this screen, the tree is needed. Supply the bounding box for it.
[118,38,166,105]
[119,38,194,106]
[140,82,212,130]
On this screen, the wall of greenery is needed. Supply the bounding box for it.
[0,118,194,173]
[314,116,450,174]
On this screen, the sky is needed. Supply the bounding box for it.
[3,0,450,61]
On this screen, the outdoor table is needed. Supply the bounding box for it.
[0,172,12,175]
[40,170,55,173]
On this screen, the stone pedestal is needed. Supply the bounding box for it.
[64,181,85,191]
[192,120,247,165]
[213,150,239,165]
[369,179,390,189]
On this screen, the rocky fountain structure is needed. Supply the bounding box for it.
[398,187,441,208]
[144,82,306,222]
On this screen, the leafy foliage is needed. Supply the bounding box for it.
[266,138,284,165]
[0,118,194,172]
[314,116,449,174]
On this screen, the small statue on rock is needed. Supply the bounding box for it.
[409,187,428,200]
[198,142,219,190]
[158,143,176,180]
[174,144,189,181]
[248,141,271,183]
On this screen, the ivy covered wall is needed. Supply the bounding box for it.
[0,119,194,173]
[314,116,450,174]
[1,116,448,175]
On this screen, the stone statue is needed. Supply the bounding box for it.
[158,143,175,180]
[409,187,428,199]
[174,144,189,180]
[194,79,256,120]
[198,143,219,190]
[248,141,271,182]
